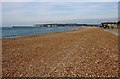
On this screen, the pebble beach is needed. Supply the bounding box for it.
[2,27,119,77]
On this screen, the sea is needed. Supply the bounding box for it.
[1,26,80,38]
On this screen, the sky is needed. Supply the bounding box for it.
[1,0,120,2]
[2,1,119,27]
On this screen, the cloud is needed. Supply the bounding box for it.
[0,3,2,27]
[2,0,34,2]
[2,2,118,27]
[2,0,120,2]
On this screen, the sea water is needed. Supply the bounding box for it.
[1,26,79,38]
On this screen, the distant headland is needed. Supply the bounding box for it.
[12,21,120,29]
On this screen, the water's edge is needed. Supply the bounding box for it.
[1,27,80,38]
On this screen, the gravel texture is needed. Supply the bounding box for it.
[2,28,119,77]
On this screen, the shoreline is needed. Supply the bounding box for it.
[2,26,82,39]
[2,26,93,39]
[2,28,118,77]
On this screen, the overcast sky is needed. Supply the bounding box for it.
[1,0,120,2]
[2,1,118,27]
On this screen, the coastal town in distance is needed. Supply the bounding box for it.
[1,1,120,78]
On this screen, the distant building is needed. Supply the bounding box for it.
[117,21,120,28]
[101,22,118,29]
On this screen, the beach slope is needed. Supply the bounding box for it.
[2,28,118,77]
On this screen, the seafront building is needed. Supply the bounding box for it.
[101,22,119,29]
